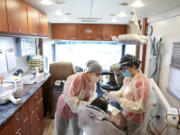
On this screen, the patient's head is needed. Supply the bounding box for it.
[91,97,108,112]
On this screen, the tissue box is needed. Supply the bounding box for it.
[13,79,24,93]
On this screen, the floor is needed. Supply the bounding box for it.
[42,117,54,135]
[42,117,86,135]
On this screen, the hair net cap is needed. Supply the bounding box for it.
[85,60,102,73]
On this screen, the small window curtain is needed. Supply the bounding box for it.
[168,42,180,99]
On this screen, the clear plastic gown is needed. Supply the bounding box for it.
[78,105,126,135]
[104,73,153,134]
[56,73,96,119]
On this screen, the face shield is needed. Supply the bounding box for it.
[113,61,132,77]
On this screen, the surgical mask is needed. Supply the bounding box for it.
[90,75,100,83]
[122,71,131,77]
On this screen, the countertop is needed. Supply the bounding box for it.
[0,73,50,127]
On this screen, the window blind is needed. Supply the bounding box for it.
[169,43,180,99]
[171,42,180,68]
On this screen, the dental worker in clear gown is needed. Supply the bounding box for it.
[104,54,152,135]
[55,60,102,135]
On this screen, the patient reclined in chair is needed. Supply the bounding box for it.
[78,99,127,135]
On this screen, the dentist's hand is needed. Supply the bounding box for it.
[102,90,118,101]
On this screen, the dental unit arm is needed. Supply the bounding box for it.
[150,79,180,128]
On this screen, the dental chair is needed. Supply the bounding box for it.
[100,66,124,92]
[98,66,124,110]
[78,105,126,135]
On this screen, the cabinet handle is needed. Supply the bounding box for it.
[37,98,43,104]
[36,117,40,121]
[24,117,28,123]
[18,27,22,33]
[32,110,36,114]
[16,117,20,122]
[36,107,39,111]
[35,95,38,99]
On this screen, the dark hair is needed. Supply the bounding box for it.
[120,54,141,69]
[91,97,108,112]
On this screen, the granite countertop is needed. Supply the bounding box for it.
[0,73,50,127]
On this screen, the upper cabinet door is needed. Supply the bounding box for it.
[102,25,127,41]
[0,0,8,32]
[20,1,28,34]
[6,0,28,34]
[76,24,92,40]
[76,24,102,40]
[90,24,102,40]
[39,12,48,36]
[27,6,40,35]
[52,24,76,40]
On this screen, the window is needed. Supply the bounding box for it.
[43,41,55,72]
[55,41,136,71]
[168,42,180,99]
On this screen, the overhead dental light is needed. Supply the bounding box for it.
[112,8,148,45]
[40,0,53,5]
[128,8,141,34]
[131,0,144,8]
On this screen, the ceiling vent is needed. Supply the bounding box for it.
[110,13,117,16]
[78,17,101,23]
[81,19,97,23]
[55,0,66,4]
[65,13,71,15]
[120,2,128,6]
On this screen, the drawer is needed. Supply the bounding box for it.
[8,108,24,134]
[21,103,29,120]
[10,111,22,129]
[34,87,43,100]
[29,109,39,135]
[29,88,43,112]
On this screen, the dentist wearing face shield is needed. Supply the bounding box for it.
[103,54,152,135]
[55,60,102,135]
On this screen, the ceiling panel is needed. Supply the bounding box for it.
[24,0,180,24]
